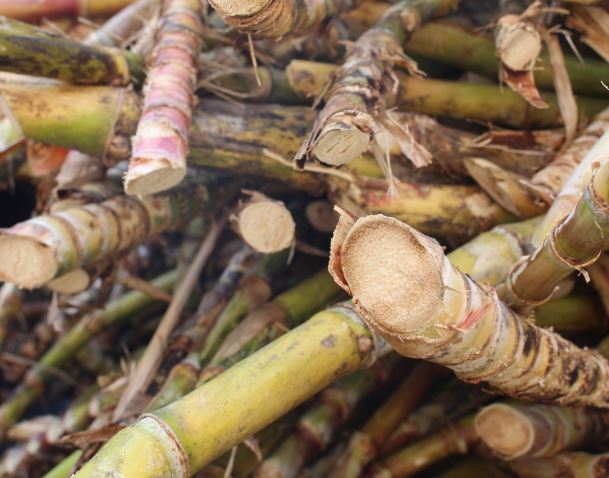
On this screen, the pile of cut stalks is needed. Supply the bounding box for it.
[2,0,609,477]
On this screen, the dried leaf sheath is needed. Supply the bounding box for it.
[295,0,458,169]
[125,0,203,195]
[329,213,609,408]
[209,0,362,39]
[0,190,199,289]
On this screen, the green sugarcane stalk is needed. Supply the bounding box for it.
[72,302,377,478]
[501,159,609,306]
[405,22,609,97]
[370,414,478,478]
[146,250,287,411]
[0,17,143,84]
[255,357,399,478]
[41,451,82,478]
[0,270,178,440]
[381,379,489,455]
[328,362,443,478]
[196,269,345,387]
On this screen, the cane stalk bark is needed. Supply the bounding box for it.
[72,303,377,478]
[476,402,609,460]
[0,17,142,85]
[501,158,609,307]
[328,361,442,478]
[329,212,609,408]
[124,0,203,195]
[0,188,202,288]
[295,0,458,169]
[371,414,478,478]
[209,0,362,39]
[0,270,178,439]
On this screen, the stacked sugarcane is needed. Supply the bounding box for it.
[3,1,609,477]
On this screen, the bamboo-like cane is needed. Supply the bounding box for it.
[501,158,609,306]
[0,270,178,439]
[295,0,458,168]
[476,402,609,460]
[209,0,362,39]
[0,17,143,85]
[0,188,202,288]
[124,0,203,195]
[72,303,378,478]
[255,358,396,478]
[371,414,478,478]
[329,212,609,408]
[328,362,443,478]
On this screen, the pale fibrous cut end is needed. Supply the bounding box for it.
[496,17,542,71]
[313,127,370,166]
[238,201,296,253]
[475,404,534,459]
[209,0,271,17]
[124,159,187,196]
[47,268,91,294]
[338,214,444,338]
[0,236,57,288]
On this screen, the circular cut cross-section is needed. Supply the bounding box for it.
[238,201,295,254]
[0,236,57,288]
[475,403,535,459]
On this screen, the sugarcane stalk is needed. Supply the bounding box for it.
[501,158,609,306]
[0,0,136,21]
[0,73,141,161]
[295,0,457,169]
[0,270,178,439]
[331,177,515,240]
[233,192,296,254]
[329,212,609,408]
[84,0,159,48]
[534,293,606,334]
[404,21,609,97]
[0,187,204,289]
[41,450,82,478]
[113,219,224,421]
[124,0,203,195]
[72,302,377,478]
[381,379,489,455]
[328,361,442,478]
[282,60,608,129]
[531,131,609,249]
[510,452,609,478]
[209,0,362,39]
[0,282,21,348]
[255,357,396,478]
[475,402,609,460]
[370,414,478,478]
[145,250,283,411]
[200,269,344,378]
[0,17,143,85]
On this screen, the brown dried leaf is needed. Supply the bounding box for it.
[499,66,549,109]
[59,424,125,449]
[567,5,609,64]
[545,33,578,144]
